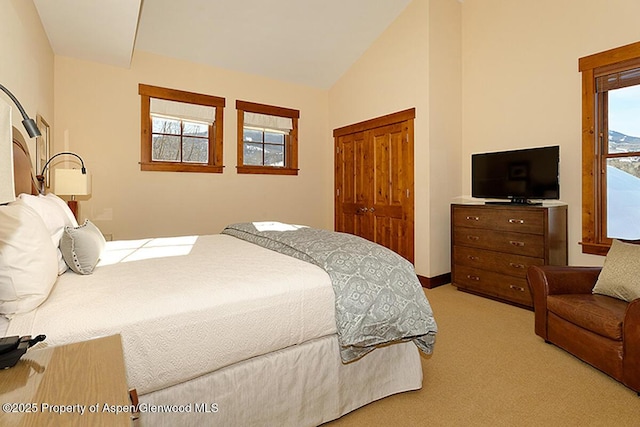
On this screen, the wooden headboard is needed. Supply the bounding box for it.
[12,126,39,196]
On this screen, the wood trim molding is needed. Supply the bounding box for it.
[139,162,223,173]
[579,242,610,256]
[139,84,226,107]
[581,67,597,250]
[138,83,224,172]
[579,42,640,255]
[418,273,451,289]
[236,100,299,118]
[236,100,299,175]
[235,166,298,175]
[333,108,416,137]
[578,41,640,72]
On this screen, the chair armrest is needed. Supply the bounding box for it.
[527,265,602,296]
[623,298,640,392]
[527,265,602,339]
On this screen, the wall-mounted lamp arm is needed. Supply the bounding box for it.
[0,83,41,138]
[39,152,87,177]
[36,152,87,194]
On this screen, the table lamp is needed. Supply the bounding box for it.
[54,168,91,219]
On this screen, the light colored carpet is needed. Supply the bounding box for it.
[325,284,640,426]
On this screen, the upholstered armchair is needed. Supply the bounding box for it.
[527,264,640,394]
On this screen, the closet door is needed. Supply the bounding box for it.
[334,109,415,263]
[371,121,414,262]
[335,131,374,241]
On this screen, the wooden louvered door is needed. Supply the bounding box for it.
[334,109,415,263]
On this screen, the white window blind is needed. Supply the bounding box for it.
[150,98,216,124]
[244,112,293,131]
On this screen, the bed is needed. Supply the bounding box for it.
[1,130,437,426]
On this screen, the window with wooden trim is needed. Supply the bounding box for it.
[236,100,299,175]
[579,42,640,255]
[139,84,225,173]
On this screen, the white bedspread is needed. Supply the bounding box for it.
[7,234,336,394]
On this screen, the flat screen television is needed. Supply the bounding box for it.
[471,145,560,205]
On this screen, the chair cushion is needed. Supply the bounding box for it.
[547,294,627,340]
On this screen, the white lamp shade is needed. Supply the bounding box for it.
[0,99,15,204]
[54,169,91,196]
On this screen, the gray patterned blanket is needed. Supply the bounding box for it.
[221,222,437,362]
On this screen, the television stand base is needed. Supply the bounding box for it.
[485,198,542,206]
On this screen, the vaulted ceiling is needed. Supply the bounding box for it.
[34,0,412,89]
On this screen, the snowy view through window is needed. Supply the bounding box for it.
[607,85,640,239]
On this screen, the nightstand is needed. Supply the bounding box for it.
[0,334,132,426]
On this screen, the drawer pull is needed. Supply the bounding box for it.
[467,235,480,241]
[467,275,480,281]
[508,218,525,224]
[466,216,479,221]
[509,285,525,292]
[509,262,525,269]
[509,240,525,247]
[468,255,479,261]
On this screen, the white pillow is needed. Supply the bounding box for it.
[0,199,59,316]
[18,193,79,274]
[592,239,640,302]
[60,220,106,275]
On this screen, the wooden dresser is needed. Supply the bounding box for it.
[451,203,567,308]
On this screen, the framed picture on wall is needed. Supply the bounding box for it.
[35,115,50,189]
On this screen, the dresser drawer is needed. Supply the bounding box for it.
[453,246,544,279]
[453,265,533,307]
[452,206,545,235]
[453,226,545,258]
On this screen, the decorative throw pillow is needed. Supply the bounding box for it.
[60,220,106,275]
[592,239,640,302]
[0,199,58,316]
[18,193,79,274]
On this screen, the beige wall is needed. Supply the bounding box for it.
[13,0,639,273]
[329,0,461,277]
[428,0,462,276]
[461,0,640,266]
[0,0,53,162]
[54,52,332,239]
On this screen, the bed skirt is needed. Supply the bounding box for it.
[139,335,423,426]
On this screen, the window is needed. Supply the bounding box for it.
[139,84,225,173]
[236,100,299,175]
[579,42,640,255]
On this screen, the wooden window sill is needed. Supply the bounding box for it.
[140,162,223,173]
[579,241,610,256]
[236,166,298,175]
